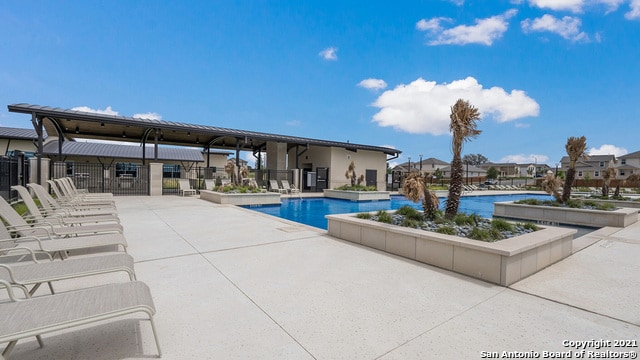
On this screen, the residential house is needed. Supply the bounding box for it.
[559,154,616,180]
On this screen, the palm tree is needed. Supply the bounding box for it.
[345,161,357,187]
[225,160,238,185]
[601,166,616,197]
[541,173,563,202]
[562,136,588,203]
[402,172,439,220]
[445,99,481,219]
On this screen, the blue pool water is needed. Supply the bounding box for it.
[243,194,554,229]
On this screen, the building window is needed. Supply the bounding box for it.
[594,171,600,177]
[599,161,605,167]
[620,170,626,176]
[578,171,583,177]
[115,163,139,178]
[621,159,626,165]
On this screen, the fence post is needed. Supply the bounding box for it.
[149,162,163,196]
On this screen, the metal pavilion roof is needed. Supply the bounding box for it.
[7,103,401,157]
[42,140,213,162]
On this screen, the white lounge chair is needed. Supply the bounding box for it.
[48,180,116,209]
[0,196,122,237]
[12,186,120,226]
[280,180,300,195]
[269,180,287,194]
[178,179,197,196]
[60,177,113,198]
[0,280,161,358]
[204,179,216,191]
[0,248,135,296]
[28,183,118,217]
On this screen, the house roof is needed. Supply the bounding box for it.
[619,150,640,159]
[42,140,212,162]
[0,126,45,140]
[560,154,615,163]
[8,103,401,157]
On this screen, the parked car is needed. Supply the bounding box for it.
[484,179,498,185]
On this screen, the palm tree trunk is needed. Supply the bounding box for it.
[562,167,575,203]
[422,189,437,220]
[446,155,463,218]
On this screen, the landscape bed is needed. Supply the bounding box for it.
[199,190,281,205]
[327,212,576,286]
[493,201,639,228]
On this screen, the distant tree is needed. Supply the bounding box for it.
[445,99,481,219]
[345,161,358,186]
[487,167,498,180]
[562,136,588,203]
[433,168,443,179]
[625,174,640,189]
[462,153,488,166]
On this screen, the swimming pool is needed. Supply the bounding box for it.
[243,193,554,229]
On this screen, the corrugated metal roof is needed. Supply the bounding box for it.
[0,126,46,139]
[7,103,401,156]
[43,141,206,162]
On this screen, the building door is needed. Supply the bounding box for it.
[316,167,329,191]
[365,169,377,188]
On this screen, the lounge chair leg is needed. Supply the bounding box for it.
[28,282,42,296]
[36,335,44,348]
[2,340,17,358]
[47,281,55,295]
[148,317,162,357]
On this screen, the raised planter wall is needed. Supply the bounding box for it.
[323,189,390,201]
[199,190,281,205]
[326,213,576,286]
[493,202,639,228]
[589,199,640,209]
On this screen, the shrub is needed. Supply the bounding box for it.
[402,218,421,228]
[435,226,456,235]
[565,199,583,208]
[376,210,393,224]
[515,198,540,205]
[334,184,377,191]
[396,206,424,221]
[356,212,372,219]
[522,222,540,231]
[468,227,503,242]
[491,218,514,232]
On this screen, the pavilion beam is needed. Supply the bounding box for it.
[31,113,44,185]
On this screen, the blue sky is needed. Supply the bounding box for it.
[1,0,639,168]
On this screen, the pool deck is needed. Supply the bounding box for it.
[8,191,640,359]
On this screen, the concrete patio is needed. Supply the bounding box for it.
[7,195,639,359]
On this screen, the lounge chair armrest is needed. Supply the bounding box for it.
[0,279,30,301]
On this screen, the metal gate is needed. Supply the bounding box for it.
[0,154,29,201]
[51,162,149,196]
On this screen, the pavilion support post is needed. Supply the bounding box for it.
[154,128,159,161]
[235,142,241,182]
[31,113,44,185]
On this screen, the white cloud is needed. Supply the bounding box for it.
[133,112,162,120]
[528,0,584,12]
[319,47,338,60]
[419,9,517,46]
[521,14,589,42]
[499,154,549,164]
[286,120,301,127]
[626,0,640,19]
[448,0,465,5]
[357,78,388,91]
[416,17,450,32]
[72,106,118,116]
[588,144,628,157]
[528,0,627,13]
[370,76,539,135]
[515,122,531,128]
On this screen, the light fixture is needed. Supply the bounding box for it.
[196,137,200,144]
[187,132,191,136]
[75,126,80,134]
[100,122,105,127]
[160,133,164,141]
[122,131,126,138]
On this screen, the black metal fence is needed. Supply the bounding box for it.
[50,162,149,196]
[161,166,297,194]
[0,155,29,201]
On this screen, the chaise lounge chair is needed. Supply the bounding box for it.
[269,180,287,194]
[12,186,120,226]
[27,183,119,217]
[280,180,300,195]
[178,179,197,196]
[47,180,116,209]
[0,280,161,358]
[0,248,135,296]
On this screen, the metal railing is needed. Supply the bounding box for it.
[0,156,29,201]
[51,162,149,196]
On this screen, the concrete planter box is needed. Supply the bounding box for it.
[493,201,639,228]
[326,213,576,286]
[588,199,640,209]
[199,190,281,205]
[323,189,390,201]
